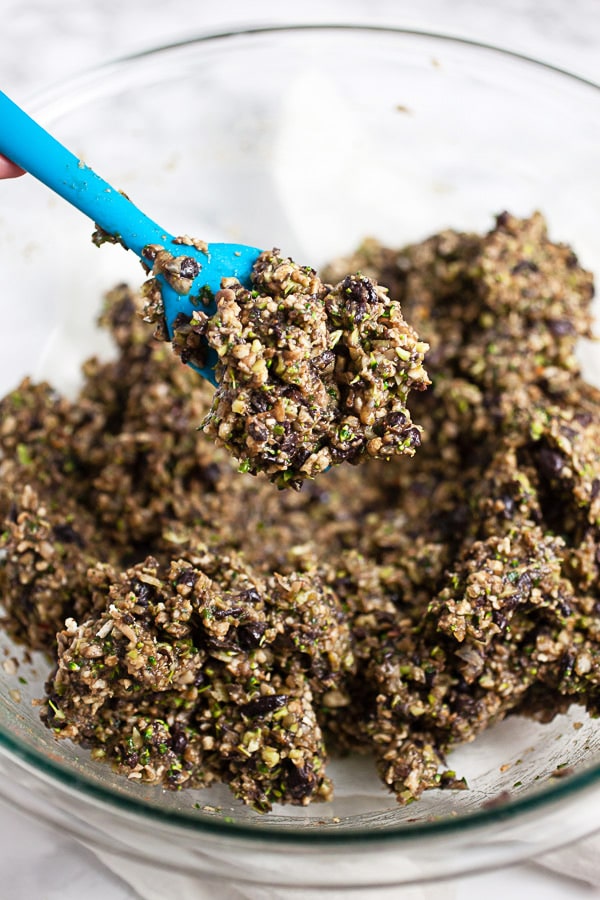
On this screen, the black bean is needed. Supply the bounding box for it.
[405,426,421,448]
[280,433,299,455]
[312,349,336,373]
[492,609,509,630]
[565,252,579,269]
[337,274,378,323]
[329,446,351,464]
[179,257,200,280]
[290,447,311,469]
[237,621,265,650]
[503,598,525,619]
[170,727,188,754]
[453,693,482,719]
[52,522,85,547]
[141,244,159,262]
[176,568,198,589]
[172,311,191,329]
[511,259,539,274]
[247,421,270,442]
[387,411,408,429]
[516,571,533,592]
[548,319,576,337]
[213,605,243,620]
[423,668,436,688]
[240,694,287,718]
[283,759,316,800]
[281,385,305,405]
[558,597,572,617]
[249,391,271,413]
[131,579,156,606]
[538,446,565,479]
[190,317,208,336]
[500,495,515,519]
[562,650,576,675]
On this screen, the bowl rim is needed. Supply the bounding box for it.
[21,22,600,114]
[2,22,600,848]
[3,721,600,847]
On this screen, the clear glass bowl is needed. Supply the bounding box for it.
[1,25,600,892]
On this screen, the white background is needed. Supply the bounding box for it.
[1,0,600,897]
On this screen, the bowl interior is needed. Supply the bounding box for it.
[1,26,600,848]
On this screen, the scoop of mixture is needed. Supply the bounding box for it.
[142,249,429,488]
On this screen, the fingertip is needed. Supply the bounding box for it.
[0,155,25,179]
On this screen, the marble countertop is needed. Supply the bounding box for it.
[3,0,600,97]
[1,0,599,897]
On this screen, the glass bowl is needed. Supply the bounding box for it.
[1,25,600,893]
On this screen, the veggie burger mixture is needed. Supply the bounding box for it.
[1,211,599,812]
[142,245,430,488]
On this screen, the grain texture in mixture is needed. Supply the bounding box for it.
[1,212,599,812]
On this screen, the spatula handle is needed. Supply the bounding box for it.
[0,89,171,256]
